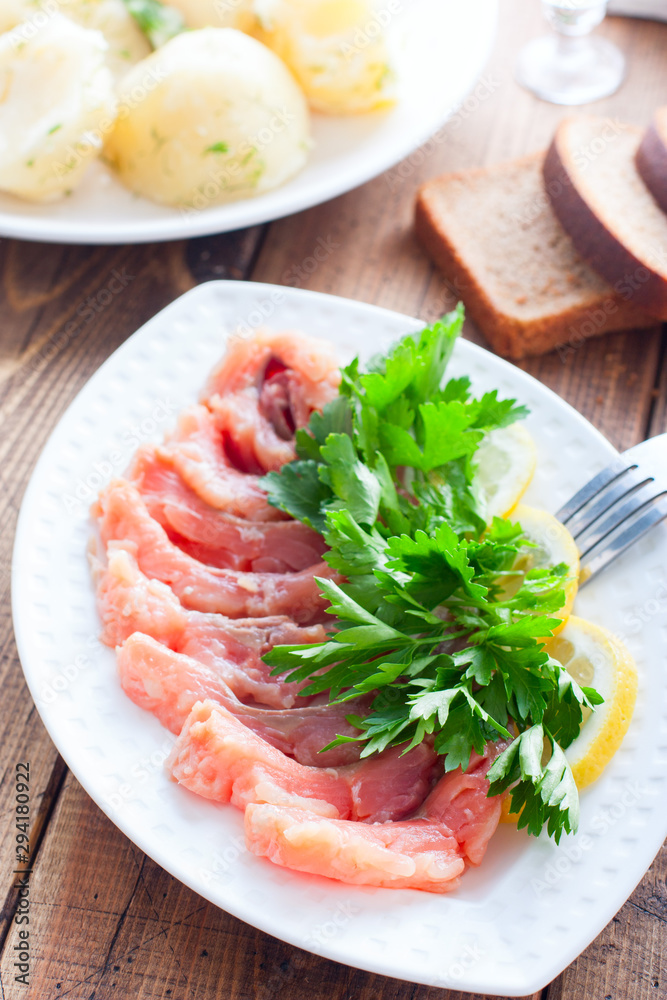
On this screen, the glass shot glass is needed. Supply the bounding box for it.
[516,1,625,105]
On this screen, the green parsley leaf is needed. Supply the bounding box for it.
[379,400,484,472]
[319,434,382,526]
[295,396,353,461]
[260,308,602,843]
[322,510,387,577]
[123,0,184,48]
[260,460,331,531]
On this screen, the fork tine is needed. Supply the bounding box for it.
[579,500,667,584]
[555,456,630,524]
[559,466,650,539]
[576,482,665,553]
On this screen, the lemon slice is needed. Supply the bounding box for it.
[475,423,537,521]
[545,616,638,789]
[500,615,637,821]
[501,503,580,633]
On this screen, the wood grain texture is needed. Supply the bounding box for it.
[0,233,262,984]
[1,3,666,1000]
[648,340,667,437]
[516,328,663,452]
[547,845,666,1000]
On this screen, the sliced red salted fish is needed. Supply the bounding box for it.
[164,686,439,821]
[209,391,296,474]
[420,743,509,866]
[95,546,323,707]
[202,329,340,474]
[118,632,242,738]
[157,405,284,520]
[202,328,340,419]
[161,500,326,573]
[346,742,440,823]
[176,615,324,709]
[117,632,365,765]
[244,804,465,893]
[269,700,366,768]
[93,479,335,622]
[166,700,353,819]
[93,542,188,649]
[244,743,506,891]
[128,446,326,573]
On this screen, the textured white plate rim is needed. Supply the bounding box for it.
[0,0,497,245]
[11,281,667,997]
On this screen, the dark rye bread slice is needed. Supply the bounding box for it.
[544,116,667,319]
[415,152,656,360]
[636,107,667,215]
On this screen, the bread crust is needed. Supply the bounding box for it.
[636,113,667,216]
[415,154,657,360]
[544,122,667,319]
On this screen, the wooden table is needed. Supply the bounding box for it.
[1,3,665,998]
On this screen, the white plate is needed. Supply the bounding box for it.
[12,282,667,996]
[0,0,497,245]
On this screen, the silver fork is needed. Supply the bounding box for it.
[555,433,667,584]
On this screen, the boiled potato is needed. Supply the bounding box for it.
[0,0,151,77]
[253,0,398,114]
[56,0,152,76]
[104,28,310,208]
[0,13,117,201]
[166,0,255,31]
[0,0,35,33]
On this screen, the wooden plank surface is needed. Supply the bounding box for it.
[0,233,261,950]
[1,2,666,998]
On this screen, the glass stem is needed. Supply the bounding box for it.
[556,33,587,59]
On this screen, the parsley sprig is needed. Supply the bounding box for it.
[260,308,601,843]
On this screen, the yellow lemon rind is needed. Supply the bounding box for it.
[499,616,638,823]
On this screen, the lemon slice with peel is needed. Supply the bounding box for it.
[500,615,637,821]
[502,503,580,634]
[475,423,537,520]
[546,616,637,789]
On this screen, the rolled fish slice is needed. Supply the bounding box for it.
[201,328,340,475]
[244,744,506,892]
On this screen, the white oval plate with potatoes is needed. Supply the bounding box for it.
[12,281,667,995]
[0,0,497,245]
